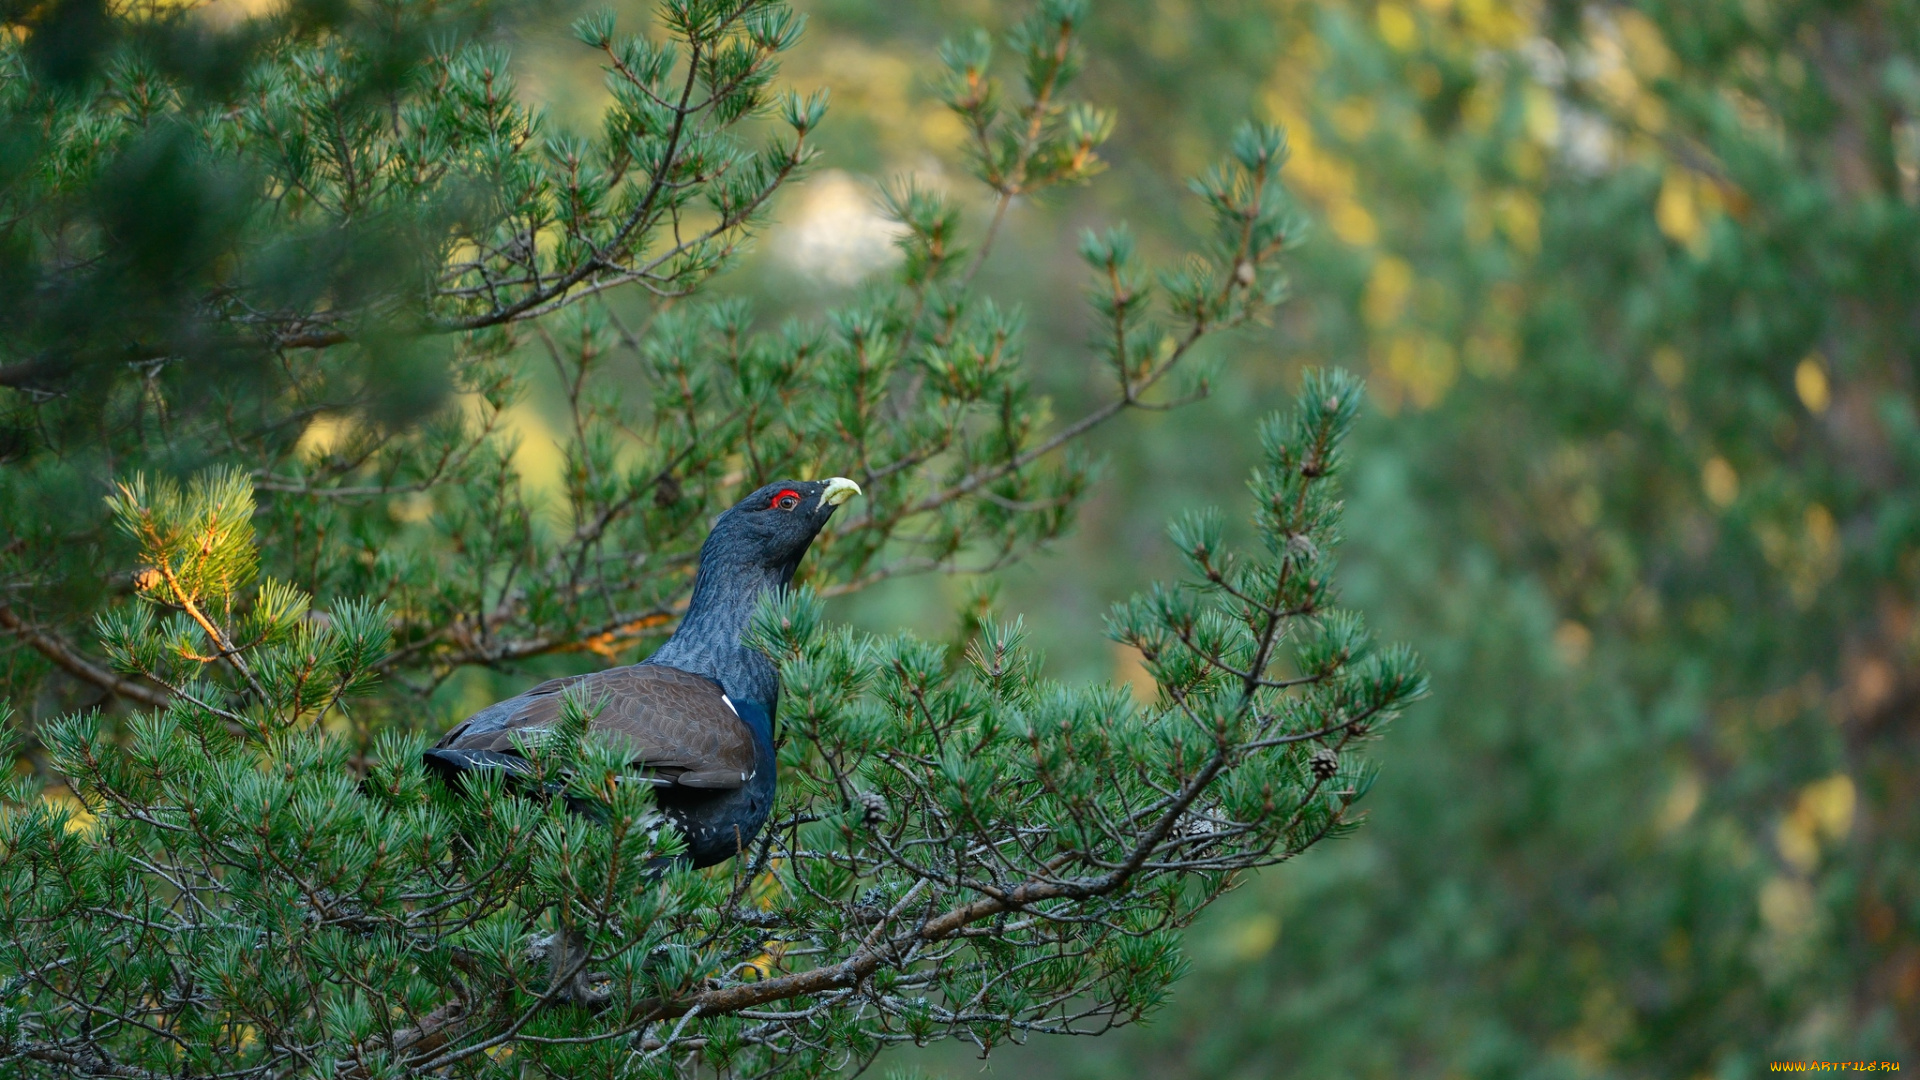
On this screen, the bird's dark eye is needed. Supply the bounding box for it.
[772,489,802,511]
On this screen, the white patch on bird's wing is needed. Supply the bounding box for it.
[721,694,739,716]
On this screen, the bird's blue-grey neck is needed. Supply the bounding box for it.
[645,548,791,707]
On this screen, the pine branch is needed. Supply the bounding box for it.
[0,605,170,709]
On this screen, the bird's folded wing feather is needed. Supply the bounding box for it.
[431,665,757,789]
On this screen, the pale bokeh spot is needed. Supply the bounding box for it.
[1379,334,1458,409]
[1376,3,1419,51]
[459,395,567,502]
[1775,813,1819,874]
[1798,774,1856,844]
[1557,104,1615,174]
[196,0,285,28]
[1775,774,1855,874]
[1701,456,1738,508]
[1111,641,1159,704]
[297,413,356,459]
[1523,85,1559,145]
[1657,770,1702,833]
[1794,354,1830,413]
[1759,874,1815,937]
[1656,170,1699,245]
[771,170,906,287]
[1494,190,1540,253]
[1848,656,1896,717]
[1656,169,1721,254]
[1615,9,1675,79]
[1363,255,1413,327]
[1651,345,1686,388]
[1554,620,1592,666]
[1222,912,1280,962]
[1327,199,1379,245]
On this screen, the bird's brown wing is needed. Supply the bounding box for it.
[431,665,757,789]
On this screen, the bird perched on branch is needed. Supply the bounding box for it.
[423,477,861,867]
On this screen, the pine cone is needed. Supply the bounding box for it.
[1309,748,1339,781]
[856,790,888,827]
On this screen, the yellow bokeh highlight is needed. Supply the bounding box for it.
[1775,774,1855,874]
[1377,333,1459,410]
[1456,0,1529,47]
[1263,96,1379,248]
[1554,620,1592,665]
[1376,3,1419,51]
[1460,83,1501,136]
[1111,641,1158,704]
[1651,345,1686,388]
[1657,770,1702,833]
[1581,9,1683,145]
[298,398,564,505]
[296,413,357,460]
[1774,817,1817,873]
[1796,504,1840,606]
[1494,191,1540,253]
[1328,200,1379,245]
[1794,355,1830,413]
[1656,172,1700,246]
[1633,93,1669,135]
[460,396,564,496]
[1223,912,1281,961]
[1701,456,1738,507]
[1805,504,1837,563]
[1364,255,1414,326]
[1523,87,1560,146]
[1656,170,1722,254]
[1589,32,1640,108]
[1759,874,1815,936]
[1616,10,1675,80]
[153,0,286,25]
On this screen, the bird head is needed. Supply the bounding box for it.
[701,477,861,580]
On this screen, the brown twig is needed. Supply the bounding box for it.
[0,603,170,709]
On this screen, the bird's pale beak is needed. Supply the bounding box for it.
[819,477,861,507]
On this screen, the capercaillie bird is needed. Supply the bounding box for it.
[422,477,861,868]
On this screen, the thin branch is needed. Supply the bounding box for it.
[0,604,170,709]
